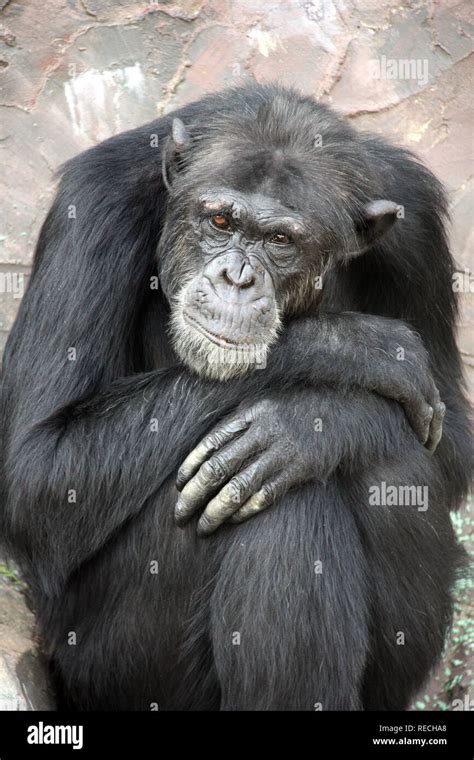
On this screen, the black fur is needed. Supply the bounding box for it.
[0,83,471,710]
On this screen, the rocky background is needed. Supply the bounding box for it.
[0,0,472,711]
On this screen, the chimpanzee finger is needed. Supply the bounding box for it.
[196,452,277,537]
[175,427,263,526]
[425,401,445,454]
[401,393,433,446]
[229,474,289,525]
[401,377,444,449]
[176,414,251,490]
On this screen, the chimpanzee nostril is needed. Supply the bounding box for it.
[240,274,256,289]
[222,269,234,287]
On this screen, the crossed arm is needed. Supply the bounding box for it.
[4,311,443,587]
[175,313,445,535]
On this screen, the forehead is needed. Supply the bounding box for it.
[187,134,361,233]
[223,149,307,201]
[199,188,295,215]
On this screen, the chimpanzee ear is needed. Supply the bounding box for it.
[171,118,191,153]
[355,200,399,250]
[162,118,191,190]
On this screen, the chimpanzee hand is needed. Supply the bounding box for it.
[175,397,320,536]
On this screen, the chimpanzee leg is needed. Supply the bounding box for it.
[209,445,461,711]
[45,478,223,711]
[354,457,464,711]
[209,479,370,711]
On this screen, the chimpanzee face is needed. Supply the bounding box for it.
[159,118,399,381]
[165,187,320,380]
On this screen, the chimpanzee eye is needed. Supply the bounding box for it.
[210,214,231,231]
[270,232,292,245]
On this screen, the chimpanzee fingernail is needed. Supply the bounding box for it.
[174,499,190,525]
[196,516,214,538]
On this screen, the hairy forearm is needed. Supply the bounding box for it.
[271,312,422,388]
[4,352,311,584]
[279,386,416,478]
[4,367,238,586]
[267,312,443,451]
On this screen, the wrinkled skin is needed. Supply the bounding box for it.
[176,395,332,536]
[167,187,314,380]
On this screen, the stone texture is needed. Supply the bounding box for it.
[0,575,54,710]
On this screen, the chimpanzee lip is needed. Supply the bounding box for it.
[183,310,259,349]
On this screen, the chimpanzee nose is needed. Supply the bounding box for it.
[222,264,256,290]
[205,253,266,303]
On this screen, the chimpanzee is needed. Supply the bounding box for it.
[0,83,471,710]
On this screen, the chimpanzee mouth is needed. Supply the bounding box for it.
[183,311,260,350]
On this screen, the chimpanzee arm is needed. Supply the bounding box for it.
[174,312,447,535]
[272,313,445,452]
[174,386,423,536]
[2,364,258,593]
[3,307,439,591]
